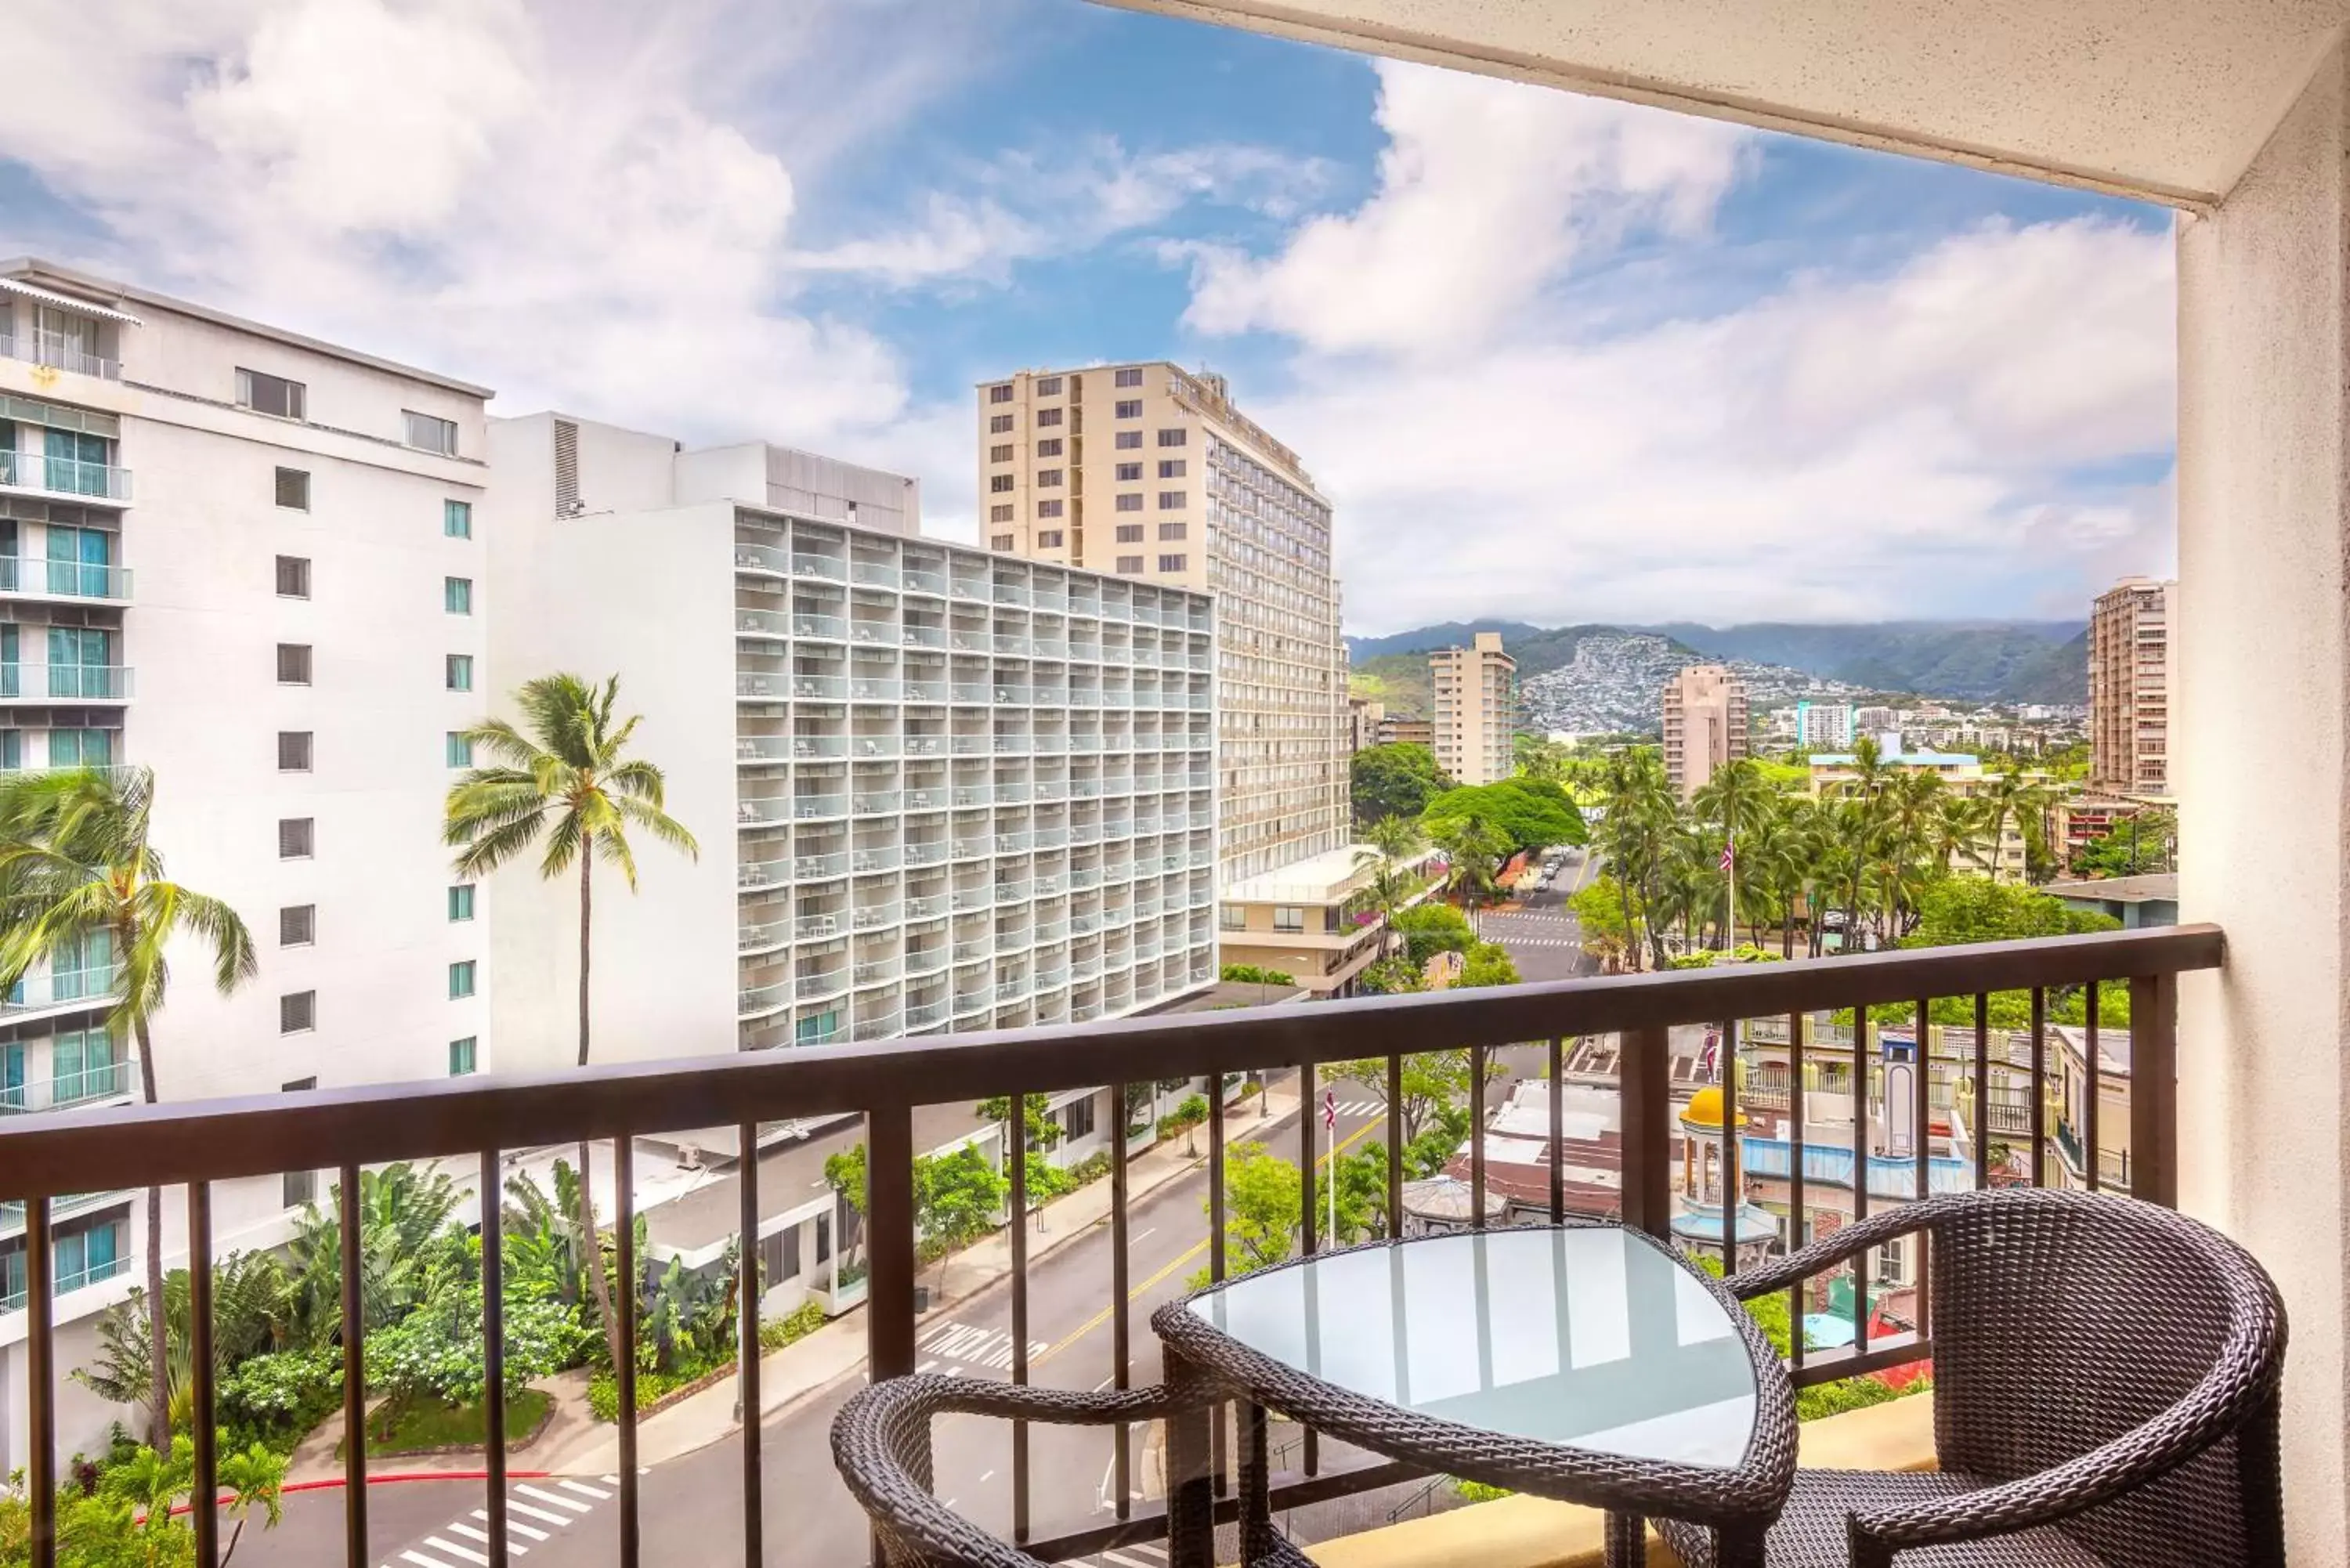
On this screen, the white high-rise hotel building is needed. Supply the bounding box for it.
[0,260,490,1464]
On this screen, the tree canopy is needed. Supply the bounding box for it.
[1421,778,1587,859]
[1352,742,1452,825]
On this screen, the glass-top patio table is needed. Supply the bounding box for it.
[1151,1226,1797,1568]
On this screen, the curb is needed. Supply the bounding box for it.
[161,1471,551,1518]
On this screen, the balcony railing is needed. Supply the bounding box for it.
[792,793,848,819]
[0,927,2218,1568]
[0,555,132,602]
[0,1059,136,1116]
[2,966,119,1017]
[0,451,131,501]
[0,665,132,701]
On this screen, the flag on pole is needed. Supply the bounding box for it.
[1719,836,1736,872]
[1324,1088,1338,1131]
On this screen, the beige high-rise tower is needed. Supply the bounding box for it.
[976,363,1348,884]
[1430,632,1517,785]
[1662,664,1749,798]
[2088,576,2175,796]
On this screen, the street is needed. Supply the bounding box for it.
[250,873,1600,1568]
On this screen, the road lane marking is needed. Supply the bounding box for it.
[506,1497,577,1525]
[425,1537,490,1566]
[515,1485,591,1515]
[979,1469,996,1483]
[1133,1227,1156,1242]
[400,1552,458,1568]
[557,1479,609,1501]
[1034,1114,1383,1369]
[1104,1552,1160,1568]
[917,1360,940,1372]
[472,1509,548,1541]
[446,1523,523,1555]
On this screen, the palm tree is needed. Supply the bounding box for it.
[1691,757,1772,948]
[444,674,699,1373]
[1976,764,2051,883]
[0,766,256,1446]
[1429,813,1509,905]
[1593,748,1677,969]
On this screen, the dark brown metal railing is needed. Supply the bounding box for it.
[0,925,2219,1568]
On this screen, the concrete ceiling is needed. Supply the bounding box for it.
[1098,0,2349,207]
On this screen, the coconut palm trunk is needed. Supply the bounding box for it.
[575,847,625,1375]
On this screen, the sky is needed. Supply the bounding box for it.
[0,0,2177,635]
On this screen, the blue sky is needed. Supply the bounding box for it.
[0,0,2177,633]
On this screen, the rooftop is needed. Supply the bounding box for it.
[2044,873,2181,905]
[1222,843,1380,903]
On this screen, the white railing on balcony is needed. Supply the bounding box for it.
[852,790,901,814]
[851,623,893,648]
[738,983,790,1019]
[790,793,848,819]
[792,555,847,581]
[904,842,947,867]
[736,797,792,826]
[850,678,902,701]
[854,960,900,988]
[953,840,989,864]
[795,970,851,1002]
[992,581,1030,606]
[904,894,947,920]
[0,556,132,602]
[854,903,901,930]
[794,852,848,880]
[790,615,847,641]
[0,1057,136,1117]
[906,948,949,976]
[951,887,992,912]
[739,919,790,955]
[851,847,901,875]
[995,879,1032,903]
[738,861,788,892]
[901,625,946,649]
[793,912,842,942]
[0,451,130,502]
[2,966,118,1017]
[949,575,989,602]
[0,665,132,701]
[902,569,947,596]
[790,735,848,759]
[851,560,898,588]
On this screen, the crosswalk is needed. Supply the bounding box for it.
[917,1318,1050,1373]
[1080,1538,1170,1568]
[1487,935,1583,948]
[385,1474,634,1566]
[1325,1098,1382,1118]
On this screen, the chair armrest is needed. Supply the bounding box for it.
[1727,1203,1939,1300]
[1845,1375,2280,1563]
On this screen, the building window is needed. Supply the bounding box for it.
[991,533,1015,551]
[1038,529,1064,547]
[1219,904,1246,930]
[1,730,17,771]
[448,960,477,999]
[989,444,1014,463]
[989,504,1014,523]
[1064,1093,1097,1140]
[1273,906,1304,934]
[46,730,112,768]
[278,818,314,859]
[446,653,473,692]
[989,414,1014,433]
[1036,499,1064,518]
[1158,554,1188,573]
[1115,400,1142,419]
[1115,493,1143,513]
[277,732,313,772]
[1116,555,1144,573]
[1114,431,1142,450]
[988,384,1014,404]
[1036,408,1062,428]
[1036,376,1063,396]
[236,368,306,421]
[1158,491,1186,510]
[444,500,472,539]
[1159,459,1187,479]
[1115,524,1144,543]
[277,643,312,685]
[1115,462,1142,481]
[449,884,475,922]
[279,905,315,947]
[281,1078,318,1206]
[449,1037,478,1076]
[1036,438,1063,458]
[445,576,472,614]
[275,468,311,511]
[403,410,459,456]
[989,475,1014,494]
[1036,469,1062,487]
[280,992,316,1033]
[446,732,474,768]
[276,555,310,598]
[1158,428,1188,447]
[1115,367,1144,388]
[1158,522,1187,540]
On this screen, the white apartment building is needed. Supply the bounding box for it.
[2090,576,2176,797]
[486,414,1219,1078]
[0,261,491,1469]
[1430,631,1517,786]
[1661,663,1751,798]
[975,364,1348,887]
[1795,699,1854,751]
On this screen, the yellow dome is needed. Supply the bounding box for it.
[1681,1086,1748,1129]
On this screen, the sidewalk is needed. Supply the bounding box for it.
[538,1077,1302,1474]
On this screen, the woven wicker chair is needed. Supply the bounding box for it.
[1656,1187,2287,1568]
[833,1373,1310,1568]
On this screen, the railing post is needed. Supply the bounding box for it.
[2129,972,2178,1207]
[1620,1026,1671,1237]
[866,1105,918,1379]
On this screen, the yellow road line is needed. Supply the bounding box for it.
[1030,1110,1386,1366]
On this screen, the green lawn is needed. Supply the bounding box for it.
[342,1387,552,1458]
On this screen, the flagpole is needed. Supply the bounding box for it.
[1325,1089,1338,1243]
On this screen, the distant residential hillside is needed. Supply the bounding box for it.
[1347,619,2088,706]
[1348,625,1702,716]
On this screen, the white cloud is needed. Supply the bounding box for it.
[1182,60,1752,359]
[1227,216,2176,630]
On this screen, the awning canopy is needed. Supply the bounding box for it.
[0,276,140,326]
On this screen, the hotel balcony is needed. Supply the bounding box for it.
[0,555,131,605]
[0,665,132,703]
[0,451,129,505]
